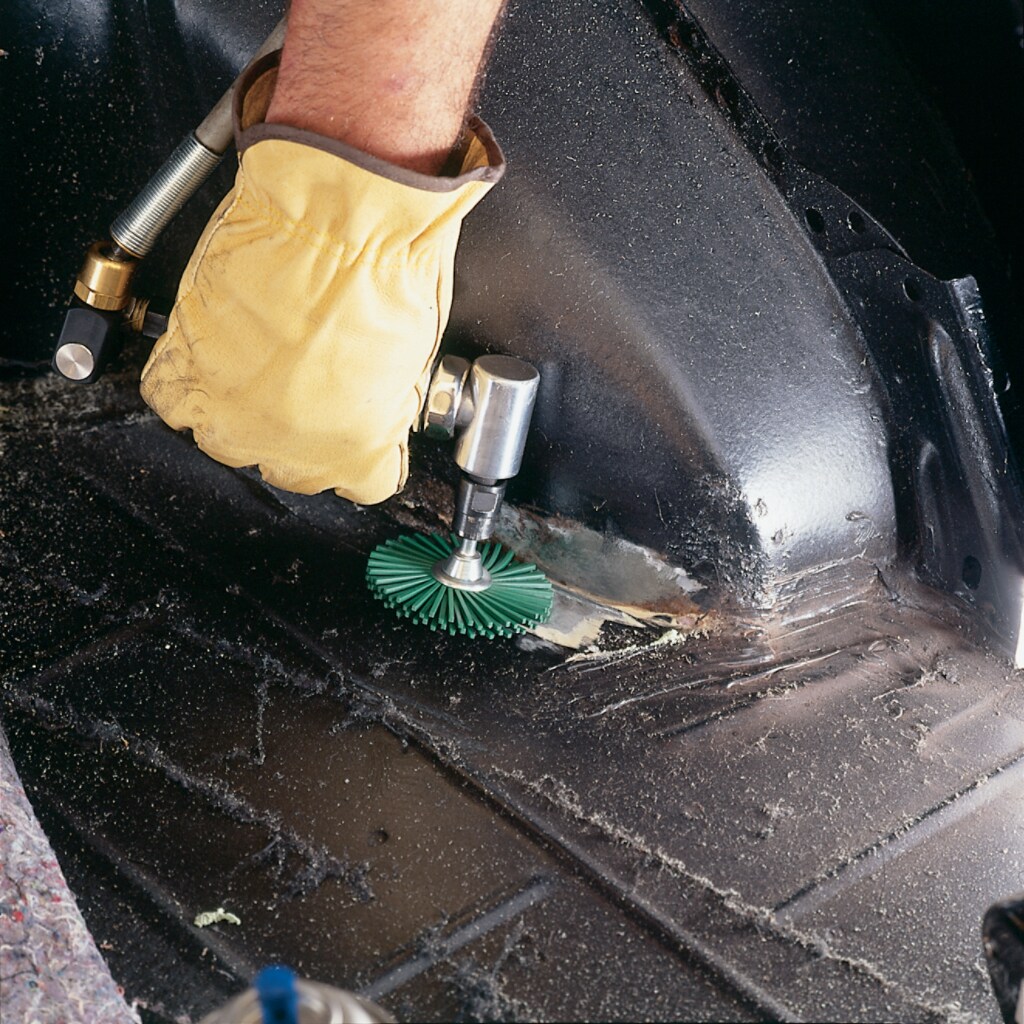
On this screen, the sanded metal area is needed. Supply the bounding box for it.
[1,370,1022,1022]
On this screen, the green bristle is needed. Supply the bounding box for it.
[366,533,554,640]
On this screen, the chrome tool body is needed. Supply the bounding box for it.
[366,355,553,639]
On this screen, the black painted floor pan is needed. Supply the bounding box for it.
[2,368,1021,1022]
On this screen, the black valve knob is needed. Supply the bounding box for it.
[52,302,123,384]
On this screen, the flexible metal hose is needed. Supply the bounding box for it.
[109,16,287,257]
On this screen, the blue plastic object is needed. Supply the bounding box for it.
[255,965,300,1024]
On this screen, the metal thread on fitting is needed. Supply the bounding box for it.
[421,355,472,439]
[124,296,150,335]
[110,133,223,257]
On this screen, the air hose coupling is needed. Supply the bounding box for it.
[54,241,142,383]
[73,241,138,312]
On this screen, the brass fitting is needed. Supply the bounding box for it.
[73,241,137,311]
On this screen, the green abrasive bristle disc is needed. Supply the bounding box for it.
[366,533,553,640]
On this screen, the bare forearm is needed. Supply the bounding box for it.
[266,0,505,174]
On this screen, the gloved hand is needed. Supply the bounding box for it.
[140,53,504,504]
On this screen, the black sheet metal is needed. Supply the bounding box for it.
[5,0,1023,644]
[2,1,1024,1020]
[2,366,1022,1021]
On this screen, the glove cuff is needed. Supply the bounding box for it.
[232,50,505,191]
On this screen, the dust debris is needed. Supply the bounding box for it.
[193,908,241,929]
[447,921,532,1023]
[494,767,991,1024]
[549,626,695,674]
[756,799,796,838]
[249,834,373,904]
[4,688,375,906]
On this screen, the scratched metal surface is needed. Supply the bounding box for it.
[1,369,1021,1023]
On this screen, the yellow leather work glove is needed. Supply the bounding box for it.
[140,53,505,504]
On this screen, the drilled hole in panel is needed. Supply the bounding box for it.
[903,278,924,302]
[805,208,826,234]
[962,555,982,590]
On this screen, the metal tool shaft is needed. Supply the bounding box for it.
[431,537,492,591]
[430,355,540,591]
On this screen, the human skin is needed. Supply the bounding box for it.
[266,0,506,174]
